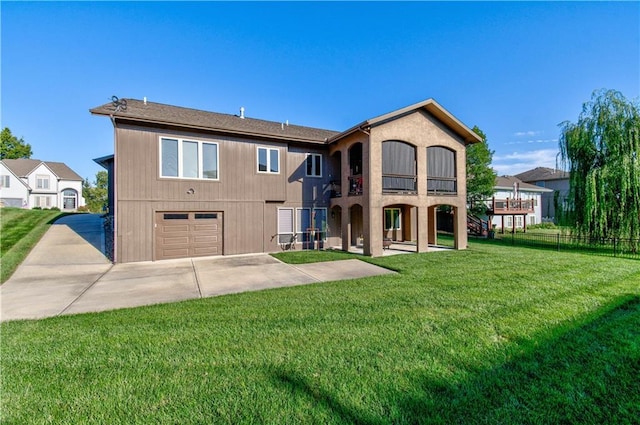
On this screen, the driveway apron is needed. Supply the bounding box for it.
[1,214,112,321]
[2,214,396,322]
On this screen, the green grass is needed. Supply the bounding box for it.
[0,208,65,283]
[2,243,639,424]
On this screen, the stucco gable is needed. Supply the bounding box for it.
[329,98,481,146]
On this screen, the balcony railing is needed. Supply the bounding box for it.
[488,198,534,215]
[382,174,417,194]
[349,175,363,196]
[330,181,342,198]
[427,177,457,195]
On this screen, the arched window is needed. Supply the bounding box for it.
[63,189,77,210]
[427,146,457,194]
[382,140,417,193]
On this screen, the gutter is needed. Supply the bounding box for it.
[92,111,332,145]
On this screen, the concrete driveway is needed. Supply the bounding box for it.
[1,214,395,322]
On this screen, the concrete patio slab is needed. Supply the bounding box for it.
[63,260,199,315]
[292,259,396,281]
[196,261,319,297]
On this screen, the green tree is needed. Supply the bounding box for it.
[467,126,497,216]
[559,89,640,240]
[0,127,32,159]
[82,171,108,212]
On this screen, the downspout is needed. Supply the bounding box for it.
[110,114,118,263]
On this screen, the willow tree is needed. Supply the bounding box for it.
[559,89,640,241]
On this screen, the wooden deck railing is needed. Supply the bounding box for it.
[488,198,534,215]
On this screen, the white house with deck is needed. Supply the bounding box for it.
[486,175,552,233]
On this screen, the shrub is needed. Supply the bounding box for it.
[32,206,42,210]
[50,207,61,211]
[529,222,558,230]
[76,205,90,212]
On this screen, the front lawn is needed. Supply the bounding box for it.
[0,207,65,283]
[1,242,639,424]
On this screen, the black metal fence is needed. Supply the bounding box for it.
[490,232,640,260]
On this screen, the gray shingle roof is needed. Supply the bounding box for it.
[2,159,83,181]
[515,167,569,182]
[45,161,84,181]
[90,99,339,144]
[495,175,552,192]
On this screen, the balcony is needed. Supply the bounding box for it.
[329,181,342,198]
[488,198,534,215]
[349,175,363,196]
[382,174,417,194]
[427,177,457,195]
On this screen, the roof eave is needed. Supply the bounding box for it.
[91,110,328,145]
[326,120,370,144]
[327,99,482,145]
[494,185,553,193]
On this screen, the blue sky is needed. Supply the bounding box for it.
[2,1,639,182]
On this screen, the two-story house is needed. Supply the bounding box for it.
[91,98,481,263]
[487,175,552,233]
[0,159,85,210]
[515,166,570,222]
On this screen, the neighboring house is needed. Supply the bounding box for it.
[515,166,570,222]
[91,98,481,263]
[487,175,552,233]
[0,159,85,210]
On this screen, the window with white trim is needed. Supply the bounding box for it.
[258,147,279,174]
[313,208,327,240]
[160,138,219,180]
[278,208,294,243]
[296,208,311,239]
[0,175,9,188]
[305,154,322,177]
[36,175,50,189]
[384,208,401,230]
[35,196,51,208]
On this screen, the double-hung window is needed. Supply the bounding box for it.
[305,153,322,177]
[160,138,219,180]
[0,175,9,188]
[35,196,51,208]
[36,175,50,190]
[296,208,311,240]
[258,147,279,174]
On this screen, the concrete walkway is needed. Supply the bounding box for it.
[1,214,395,322]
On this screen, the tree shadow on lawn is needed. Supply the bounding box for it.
[270,296,640,424]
